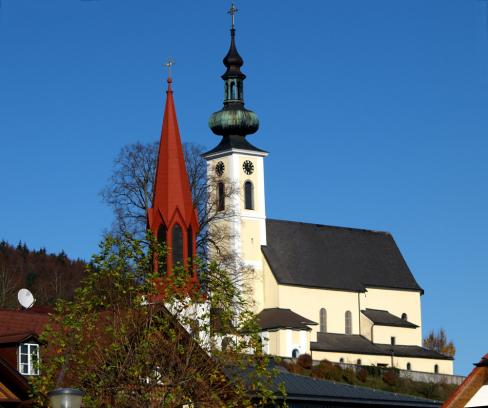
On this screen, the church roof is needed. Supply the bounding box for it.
[361,309,419,328]
[311,333,453,360]
[261,219,423,293]
[256,308,317,332]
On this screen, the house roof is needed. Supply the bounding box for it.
[361,309,419,328]
[0,355,30,403]
[0,332,38,345]
[271,369,440,407]
[0,309,49,338]
[311,333,452,360]
[256,308,317,332]
[442,354,488,408]
[261,219,423,293]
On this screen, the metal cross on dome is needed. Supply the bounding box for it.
[164,58,175,80]
[228,3,238,28]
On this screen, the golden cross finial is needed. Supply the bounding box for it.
[228,3,238,29]
[164,58,175,80]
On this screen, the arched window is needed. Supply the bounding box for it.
[406,362,411,370]
[157,223,167,273]
[244,181,254,210]
[225,82,229,99]
[345,311,352,335]
[357,359,362,366]
[237,81,243,100]
[292,349,300,359]
[230,81,236,99]
[319,308,327,333]
[157,223,167,245]
[401,313,408,320]
[339,358,344,363]
[172,224,183,266]
[434,364,439,374]
[217,182,225,211]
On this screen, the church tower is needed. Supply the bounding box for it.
[203,4,268,304]
[148,73,199,279]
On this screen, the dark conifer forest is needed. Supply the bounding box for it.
[0,241,86,308]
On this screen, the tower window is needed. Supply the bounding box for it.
[244,181,254,210]
[391,337,396,346]
[157,223,167,245]
[230,81,236,99]
[345,311,352,335]
[319,308,327,333]
[172,224,183,266]
[217,182,225,211]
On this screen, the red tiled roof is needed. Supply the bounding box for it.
[0,309,50,338]
[0,332,37,345]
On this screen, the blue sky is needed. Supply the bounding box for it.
[0,0,486,375]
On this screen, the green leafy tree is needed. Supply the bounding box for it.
[423,328,456,357]
[30,233,278,407]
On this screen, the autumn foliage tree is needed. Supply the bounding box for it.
[423,328,456,357]
[30,233,278,407]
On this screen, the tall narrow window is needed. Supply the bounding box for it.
[157,223,167,245]
[319,308,327,333]
[345,311,352,335]
[18,343,39,376]
[244,181,254,210]
[217,182,225,211]
[157,223,167,273]
[434,364,439,374]
[391,337,396,345]
[406,362,411,370]
[172,224,183,266]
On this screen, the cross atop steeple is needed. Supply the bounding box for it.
[228,3,238,29]
[164,58,175,81]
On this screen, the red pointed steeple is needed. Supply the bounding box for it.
[148,78,199,277]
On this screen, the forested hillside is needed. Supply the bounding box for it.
[0,241,86,307]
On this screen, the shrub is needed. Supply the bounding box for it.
[311,360,342,382]
[342,368,356,384]
[383,369,398,386]
[357,368,368,383]
[297,353,313,370]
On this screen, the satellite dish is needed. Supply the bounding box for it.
[17,289,35,309]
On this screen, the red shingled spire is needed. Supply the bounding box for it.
[148,78,199,277]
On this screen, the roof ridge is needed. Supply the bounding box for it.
[266,218,392,236]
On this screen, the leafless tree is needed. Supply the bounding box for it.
[0,264,19,307]
[100,141,239,261]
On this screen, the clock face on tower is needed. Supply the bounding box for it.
[243,160,254,175]
[215,161,225,177]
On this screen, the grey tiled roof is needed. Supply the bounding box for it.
[272,370,441,407]
[256,308,317,331]
[262,219,423,293]
[362,309,419,328]
[311,333,453,360]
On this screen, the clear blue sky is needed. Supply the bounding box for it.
[0,0,486,376]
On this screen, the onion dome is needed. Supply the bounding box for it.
[207,8,261,149]
[222,28,245,80]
